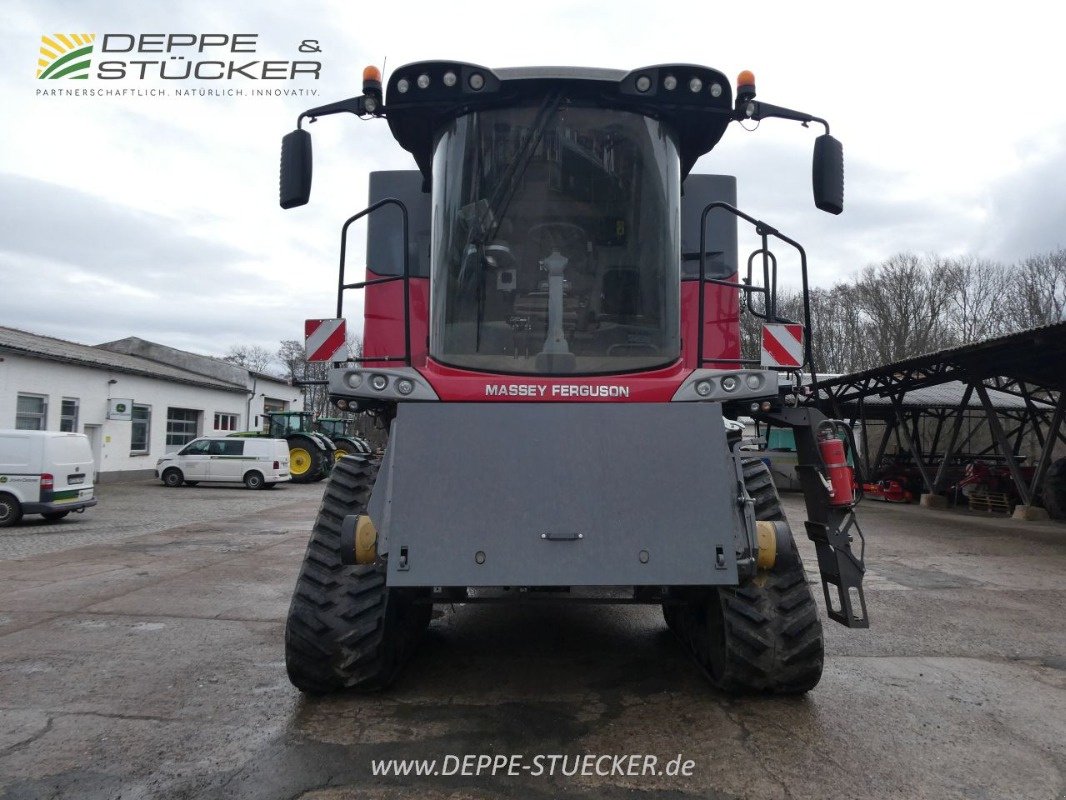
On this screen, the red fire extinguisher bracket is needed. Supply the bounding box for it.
[818,426,856,507]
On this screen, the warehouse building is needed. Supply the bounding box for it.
[0,327,301,482]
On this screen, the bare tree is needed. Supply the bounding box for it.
[1004,248,1066,331]
[277,333,364,419]
[848,253,958,364]
[944,256,1011,344]
[223,344,276,373]
[733,248,1065,378]
[278,339,326,417]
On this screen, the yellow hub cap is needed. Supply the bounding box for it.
[333,448,348,462]
[290,447,313,475]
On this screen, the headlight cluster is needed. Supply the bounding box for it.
[349,372,414,395]
[330,367,438,404]
[694,372,764,397]
[674,370,776,403]
[625,67,727,103]
[390,62,496,101]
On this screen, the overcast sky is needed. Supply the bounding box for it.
[2,1,1064,363]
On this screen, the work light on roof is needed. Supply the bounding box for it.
[442,71,457,87]
[635,75,651,92]
[468,72,485,90]
[396,78,410,93]
[710,82,723,98]
[663,74,677,90]
[689,77,703,93]
[417,73,430,89]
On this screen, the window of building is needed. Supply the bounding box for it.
[166,408,201,447]
[131,405,151,453]
[214,412,239,432]
[60,398,80,432]
[16,394,47,430]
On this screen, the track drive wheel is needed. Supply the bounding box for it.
[287,435,325,484]
[285,454,432,693]
[669,459,824,695]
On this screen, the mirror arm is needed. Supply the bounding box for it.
[296,95,380,128]
[736,100,830,135]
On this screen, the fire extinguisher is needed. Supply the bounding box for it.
[818,427,855,506]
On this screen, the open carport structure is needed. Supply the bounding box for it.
[815,322,1066,519]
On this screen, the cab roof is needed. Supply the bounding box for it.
[384,61,736,185]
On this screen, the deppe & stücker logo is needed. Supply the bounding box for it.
[37,33,96,80]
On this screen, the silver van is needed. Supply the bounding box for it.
[155,437,290,489]
[0,430,97,526]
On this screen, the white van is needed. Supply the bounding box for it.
[155,437,291,489]
[0,430,97,527]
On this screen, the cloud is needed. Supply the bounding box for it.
[697,136,981,287]
[4,0,1066,357]
[0,172,352,356]
[979,139,1066,262]
[0,246,345,357]
[0,172,248,279]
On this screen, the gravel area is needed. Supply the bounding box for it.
[0,479,326,560]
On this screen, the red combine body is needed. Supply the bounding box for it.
[277,61,868,696]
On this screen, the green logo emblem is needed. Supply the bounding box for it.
[37,34,95,80]
[115,403,127,413]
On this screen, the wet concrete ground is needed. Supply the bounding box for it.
[0,481,1064,799]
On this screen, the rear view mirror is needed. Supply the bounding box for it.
[280,129,313,209]
[812,134,843,214]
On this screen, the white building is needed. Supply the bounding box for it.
[0,327,301,482]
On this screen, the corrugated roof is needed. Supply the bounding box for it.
[846,380,1035,410]
[0,326,246,392]
[817,321,1066,396]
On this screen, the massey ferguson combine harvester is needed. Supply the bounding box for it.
[278,61,868,694]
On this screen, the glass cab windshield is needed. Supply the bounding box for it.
[430,99,681,375]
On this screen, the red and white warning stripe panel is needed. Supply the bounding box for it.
[760,323,804,369]
[305,318,348,362]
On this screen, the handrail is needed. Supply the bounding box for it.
[336,198,411,366]
[696,202,815,381]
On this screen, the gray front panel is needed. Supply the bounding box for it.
[376,403,738,587]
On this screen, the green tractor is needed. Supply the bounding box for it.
[314,417,373,461]
[230,411,334,483]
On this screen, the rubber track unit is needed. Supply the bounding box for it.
[284,454,431,693]
[669,458,824,694]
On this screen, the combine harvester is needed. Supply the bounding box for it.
[277,61,869,694]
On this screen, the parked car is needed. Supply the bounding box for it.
[156,437,290,489]
[0,430,97,526]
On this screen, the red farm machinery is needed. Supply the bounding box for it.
[278,61,868,694]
